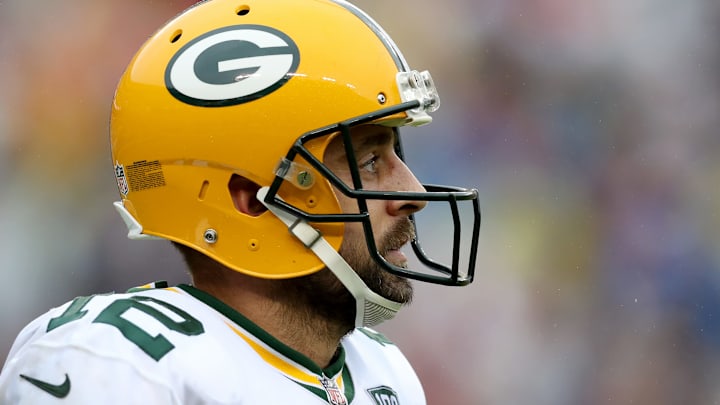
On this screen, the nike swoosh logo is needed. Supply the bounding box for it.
[19,373,71,398]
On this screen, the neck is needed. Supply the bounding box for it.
[192,267,353,368]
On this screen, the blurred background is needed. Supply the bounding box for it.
[1,0,718,403]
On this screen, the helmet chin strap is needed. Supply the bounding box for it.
[257,187,402,328]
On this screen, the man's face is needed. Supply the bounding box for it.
[322,125,427,303]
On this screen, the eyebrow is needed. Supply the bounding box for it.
[354,129,395,153]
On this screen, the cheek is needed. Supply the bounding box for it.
[335,190,356,214]
[335,192,388,242]
[343,221,365,243]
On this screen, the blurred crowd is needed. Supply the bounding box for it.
[1,0,718,403]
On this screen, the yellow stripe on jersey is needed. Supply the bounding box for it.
[225,322,319,386]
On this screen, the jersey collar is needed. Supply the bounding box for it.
[177,284,355,403]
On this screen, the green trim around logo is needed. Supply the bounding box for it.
[367,385,400,405]
[19,373,71,398]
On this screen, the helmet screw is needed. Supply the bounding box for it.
[203,229,218,244]
[377,93,387,104]
[296,171,313,188]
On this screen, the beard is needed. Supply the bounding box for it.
[273,218,416,331]
[338,218,415,304]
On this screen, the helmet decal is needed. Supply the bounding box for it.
[114,162,129,196]
[165,25,300,107]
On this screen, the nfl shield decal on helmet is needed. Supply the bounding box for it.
[368,386,400,405]
[165,24,300,107]
[115,162,129,196]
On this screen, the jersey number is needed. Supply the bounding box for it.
[46,295,204,361]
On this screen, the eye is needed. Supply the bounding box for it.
[359,154,379,174]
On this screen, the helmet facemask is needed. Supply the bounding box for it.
[259,100,481,326]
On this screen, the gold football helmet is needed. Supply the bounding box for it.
[111,0,480,326]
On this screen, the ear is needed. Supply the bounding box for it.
[228,174,267,216]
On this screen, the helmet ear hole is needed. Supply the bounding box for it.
[236,5,250,16]
[228,174,266,217]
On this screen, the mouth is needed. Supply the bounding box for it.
[382,237,412,267]
[378,219,416,268]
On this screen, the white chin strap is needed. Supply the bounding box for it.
[257,187,402,327]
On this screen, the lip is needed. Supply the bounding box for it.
[380,226,414,267]
[383,249,408,267]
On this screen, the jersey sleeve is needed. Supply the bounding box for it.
[0,293,186,404]
[0,342,178,404]
[2,308,54,371]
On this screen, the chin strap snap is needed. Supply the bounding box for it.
[256,187,402,327]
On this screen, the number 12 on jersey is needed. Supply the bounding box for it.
[46,295,205,361]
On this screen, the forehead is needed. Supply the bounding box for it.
[324,124,397,159]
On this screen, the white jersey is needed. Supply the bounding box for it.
[0,282,425,404]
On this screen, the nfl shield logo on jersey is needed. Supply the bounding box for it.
[319,376,348,405]
[367,386,400,405]
[114,162,129,196]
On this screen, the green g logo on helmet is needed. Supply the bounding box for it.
[165,25,300,107]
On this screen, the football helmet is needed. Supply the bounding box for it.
[111,0,480,326]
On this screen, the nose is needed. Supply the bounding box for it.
[387,158,428,216]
